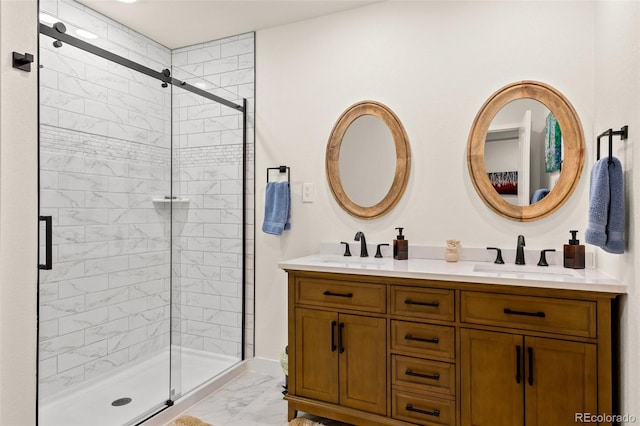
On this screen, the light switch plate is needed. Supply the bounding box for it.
[302,183,314,203]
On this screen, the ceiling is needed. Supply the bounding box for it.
[77,0,381,49]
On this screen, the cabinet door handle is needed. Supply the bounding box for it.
[515,345,522,384]
[405,369,440,381]
[404,299,440,307]
[330,321,337,352]
[404,334,439,344]
[338,322,345,353]
[504,308,546,318]
[528,347,534,386]
[39,215,53,270]
[405,404,440,417]
[323,291,353,298]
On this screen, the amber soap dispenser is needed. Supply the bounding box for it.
[563,230,585,269]
[393,227,408,260]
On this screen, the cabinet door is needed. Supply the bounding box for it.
[460,329,524,426]
[339,313,387,415]
[295,308,339,403]
[524,337,597,426]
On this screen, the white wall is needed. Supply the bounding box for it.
[255,1,597,355]
[594,1,640,420]
[256,1,638,419]
[0,0,38,424]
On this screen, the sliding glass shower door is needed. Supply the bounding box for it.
[37,8,248,425]
[38,27,173,425]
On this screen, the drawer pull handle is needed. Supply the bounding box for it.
[405,404,440,417]
[405,369,440,380]
[323,291,353,298]
[404,299,440,307]
[503,308,546,318]
[404,334,439,344]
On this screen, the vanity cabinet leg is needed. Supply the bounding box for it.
[288,405,298,421]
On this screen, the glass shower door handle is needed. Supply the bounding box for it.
[39,215,52,270]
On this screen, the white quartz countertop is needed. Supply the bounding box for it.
[279,254,626,294]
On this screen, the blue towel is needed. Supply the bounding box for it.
[585,157,624,253]
[262,181,291,235]
[604,157,624,254]
[530,189,550,204]
[585,159,609,248]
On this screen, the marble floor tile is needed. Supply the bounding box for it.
[169,371,352,426]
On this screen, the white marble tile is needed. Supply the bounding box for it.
[59,275,109,298]
[203,223,240,238]
[85,224,129,242]
[203,252,239,268]
[85,254,129,275]
[108,326,147,352]
[85,99,129,123]
[185,292,220,310]
[188,45,221,64]
[84,349,129,380]
[185,264,221,281]
[58,208,108,226]
[85,158,128,176]
[40,295,85,321]
[221,38,254,57]
[58,241,109,262]
[203,281,239,297]
[58,171,109,191]
[84,317,129,345]
[39,330,85,360]
[85,287,129,310]
[185,320,221,339]
[203,56,238,75]
[186,132,222,147]
[58,340,109,371]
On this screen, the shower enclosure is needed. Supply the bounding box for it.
[37,3,253,425]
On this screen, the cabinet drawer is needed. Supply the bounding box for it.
[461,291,596,338]
[295,277,386,313]
[391,321,455,360]
[391,286,454,321]
[393,390,455,426]
[392,355,455,396]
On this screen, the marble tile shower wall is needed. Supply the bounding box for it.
[37,0,255,400]
[172,33,255,358]
[38,0,174,399]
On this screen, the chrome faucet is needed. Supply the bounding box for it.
[515,235,526,265]
[354,231,368,257]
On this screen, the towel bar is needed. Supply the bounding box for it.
[597,126,628,164]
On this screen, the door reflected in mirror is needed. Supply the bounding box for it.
[339,114,396,207]
[484,99,562,206]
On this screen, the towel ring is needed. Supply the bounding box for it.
[267,166,290,183]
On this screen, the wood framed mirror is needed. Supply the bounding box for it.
[326,100,411,219]
[467,81,585,221]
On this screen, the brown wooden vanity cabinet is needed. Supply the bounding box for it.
[285,270,619,426]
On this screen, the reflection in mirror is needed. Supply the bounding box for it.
[484,99,562,206]
[339,115,395,207]
[466,81,585,222]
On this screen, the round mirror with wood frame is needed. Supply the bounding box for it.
[467,81,585,221]
[326,100,411,219]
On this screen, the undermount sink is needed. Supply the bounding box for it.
[473,263,582,279]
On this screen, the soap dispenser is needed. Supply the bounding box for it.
[563,230,585,269]
[393,227,408,260]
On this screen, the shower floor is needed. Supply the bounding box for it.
[39,347,238,426]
